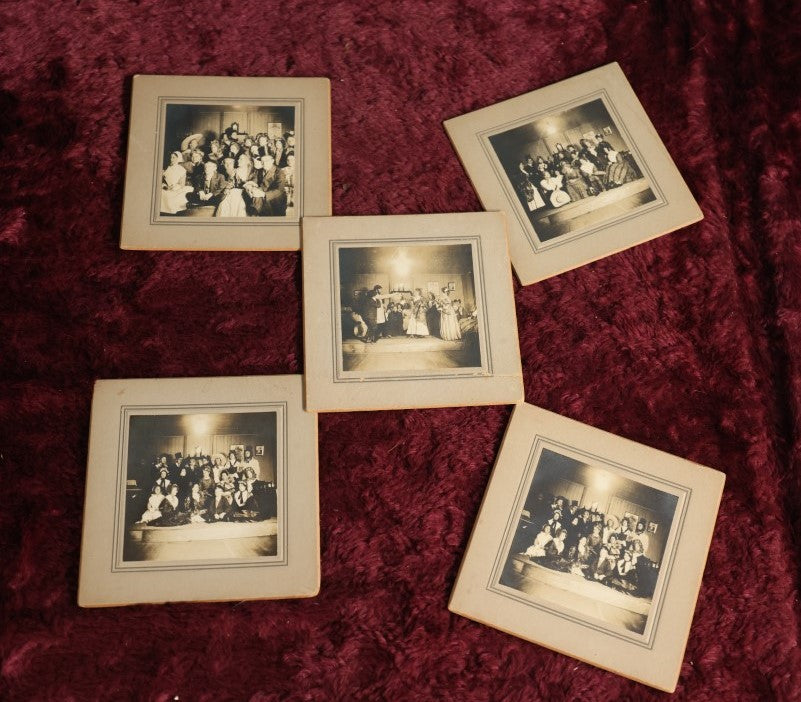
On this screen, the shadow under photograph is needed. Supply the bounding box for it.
[499,448,678,636]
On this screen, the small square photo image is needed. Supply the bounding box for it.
[302,212,524,412]
[120,75,331,251]
[500,448,679,637]
[158,103,298,220]
[445,63,702,284]
[337,243,482,373]
[124,411,279,563]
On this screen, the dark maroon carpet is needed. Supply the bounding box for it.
[2,1,801,699]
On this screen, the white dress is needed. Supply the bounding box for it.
[216,168,250,218]
[406,298,430,337]
[160,165,193,214]
[540,174,571,208]
[525,531,552,558]
[141,493,165,522]
[438,296,461,341]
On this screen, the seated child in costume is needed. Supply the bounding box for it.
[593,534,622,581]
[524,524,553,558]
[140,485,165,523]
[232,480,259,521]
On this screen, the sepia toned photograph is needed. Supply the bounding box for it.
[487,98,654,243]
[78,375,320,607]
[120,75,331,251]
[302,212,524,412]
[444,63,703,285]
[123,410,279,563]
[499,447,678,636]
[158,103,297,220]
[448,403,725,692]
[337,243,483,374]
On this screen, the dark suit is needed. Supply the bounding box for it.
[189,171,227,207]
[250,166,288,216]
[360,292,384,343]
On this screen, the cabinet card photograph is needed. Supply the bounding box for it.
[444,63,702,285]
[78,375,319,607]
[303,212,524,412]
[449,403,725,692]
[120,75,331,251]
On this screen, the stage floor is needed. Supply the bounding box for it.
[500,556,651,634]
[124,519,278,562]
[342,335,479,372]
[533,178,656,241]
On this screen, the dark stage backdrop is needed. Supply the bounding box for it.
[1,1,801,700]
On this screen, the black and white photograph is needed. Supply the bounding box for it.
[157,102,297,220]
[487,98,654,242]
[444,63,703,285]
[122,410,279,563]
[499,447,678,636]
[448,403,724,692]
[336,243,483,373]
[120,76,330,251]
[303,213,522,412]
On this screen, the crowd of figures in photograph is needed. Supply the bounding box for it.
[345,285,477,344]
[512,133,642,212]
[160,105,296,218]
[514,494,660,599]
[136,448,277,527]
[486,98,658,243]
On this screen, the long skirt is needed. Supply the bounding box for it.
[605,159,636,186]
[140,508,162,523]
[526,188,546,210]
[160,186,192,214]
[406,317,429,337]
[216,188,248,217]
[439,311,461,340]
[564,176,590,201]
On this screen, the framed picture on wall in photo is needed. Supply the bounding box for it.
[302,211,524,412]
[78,375,319,607]
[444,63,703,284]
[120,75,331,251]
[449,403,725,692]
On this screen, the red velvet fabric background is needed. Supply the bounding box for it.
[2,0,801,699]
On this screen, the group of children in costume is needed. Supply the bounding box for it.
[138,447,274,526]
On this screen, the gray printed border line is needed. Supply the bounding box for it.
[477,88,669,253]
[485,435,691,650]
[328,236,494,383]
[149,97,304,226]
[111,401,289,573]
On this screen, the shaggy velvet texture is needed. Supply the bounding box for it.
[2,0,801,699]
